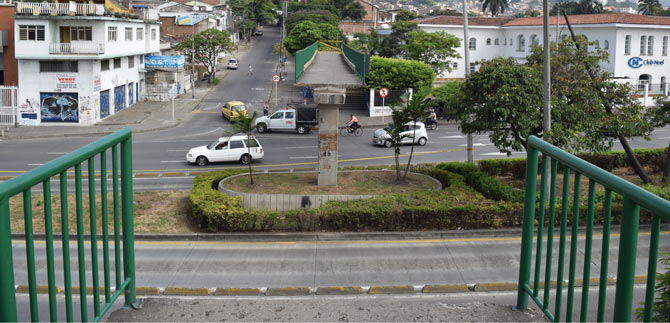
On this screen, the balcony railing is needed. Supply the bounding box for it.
[16,2,105,16]
[49,43,105,55]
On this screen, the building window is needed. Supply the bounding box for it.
[517,35,525,52]
[128,56,134,68]
[494,38,499,45]
[125,27,133,41]
[114,58,121,69]
[136,28,144,41]
[504,38,507,46]
[664,36,668,56]
[39,61,78,72]
[595,40,600,49]
[510,38,513,46]
[140,54,144,65]
[530,34,538,46]
[640,35,647,56]
[486,38,491,45]
[624,35,631,55]
[662,76,666,91]
[101,60,109,71]
[452,62,458,70]
[71,26,92,41]
[604,40,609,50]
[469,37,476,50]
[19,25,45,41]
[648,36,654,56]
[469,62,475,73]
[108,27,117,42]
[151,28,156,41]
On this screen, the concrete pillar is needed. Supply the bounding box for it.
[643,83,649,106]
[664,82,668,97]
[313,87,346,186]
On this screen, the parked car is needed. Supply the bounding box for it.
[253,106,318,134]
[186,134,264,166]
[221,101,248,121]
[372,121,428,147]
[254,26,263,36]
[227,58,239,69]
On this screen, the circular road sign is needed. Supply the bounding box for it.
[379,87,389,98]
[272,74,281,83]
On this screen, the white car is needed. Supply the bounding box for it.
[186,134,264,166]
[372,121,428,147]
[226,58,239,70]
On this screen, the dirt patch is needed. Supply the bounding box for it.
[9,190,197,234]
[223,171,439,195]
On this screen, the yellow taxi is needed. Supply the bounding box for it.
[221,101,248,121]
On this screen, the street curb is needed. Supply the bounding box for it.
[11,277,634,297]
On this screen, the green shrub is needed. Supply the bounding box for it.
[414,166,465,188]
[436,162,524,202]
[190,170,280,232]
[477,158,529,179]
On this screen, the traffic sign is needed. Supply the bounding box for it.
[379,87,389,98]
[272,74,280,83]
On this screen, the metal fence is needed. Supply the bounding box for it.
[516,135,669,321]
[341,43,368,84]
[0,85,18,126]
[294,41,318,82]
[0,128,137,322]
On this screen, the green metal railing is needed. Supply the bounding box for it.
[295,41,318,82]
[516,135,670,321]
[0,128,136,322]
[341,43,367,84]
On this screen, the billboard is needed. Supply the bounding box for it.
[175,14,208,25]
[144,55,185,69]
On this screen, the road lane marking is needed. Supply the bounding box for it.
[27,164,44,166]
[47,152,68,155]
[480,152,525,156]
[440,135,464,139]
[251,88,265,91]
[289,155,341,159]
[161,161,186,163]
[287,146,317,149]
[192,111,221,114]
[180,127,225,138]
[459,143,490,147]
[167,150,190,152]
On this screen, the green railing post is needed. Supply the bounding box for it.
[613,197,640,321]
[121,136,137,306]
[516,144,539,310]
[0,197,17,322]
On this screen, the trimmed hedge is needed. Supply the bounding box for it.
[190,170,280,232]
[436,162,525,203]
[477,158,528,179]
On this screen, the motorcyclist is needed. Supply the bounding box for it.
[426,109,437,127]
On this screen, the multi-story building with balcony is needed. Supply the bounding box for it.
[14,0,160,125]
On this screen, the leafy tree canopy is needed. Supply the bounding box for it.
[638,0,663,15]
[175,29,236,81]
[514,9,541,17]
[230,0,276,39]
[286,10,339,34]
[428,8,462,16]
[283,20,341,54]
[376,21,418,57]
[405,30,461,75]
[480,0,509,16]
[366,56,434,90]
[395,10,418,21]
[288,0,365,21]
[550,0,604,15]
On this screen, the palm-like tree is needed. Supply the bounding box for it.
[231,111,258,184]
[638,0,661,15]
[480,0,509,17]
[402,88,432,179]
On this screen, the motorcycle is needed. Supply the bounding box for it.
[425,117,437,130]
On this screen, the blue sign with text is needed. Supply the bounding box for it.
[628,56,664,69]
[144,55,185,69]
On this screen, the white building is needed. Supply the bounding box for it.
[14,1,160,125]
[416,13,670,95]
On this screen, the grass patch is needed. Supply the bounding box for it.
[9,190,196,234]
[223,171,439,195]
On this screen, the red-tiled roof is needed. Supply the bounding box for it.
[416,13,670,27]
[504,13,670,26]
[414,16,514,26]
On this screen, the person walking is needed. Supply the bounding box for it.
[263,102,269,116]
[247,64,253,76]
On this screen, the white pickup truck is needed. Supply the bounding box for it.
[254,106,318,134]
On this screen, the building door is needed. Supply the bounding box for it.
[114,85,125,112]
[136,82,139,102]
[639,74,652,90]
[128,82,134,105]
[100,90,110,118]
[59,27,71,43]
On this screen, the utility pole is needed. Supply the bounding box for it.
[543,0,551,135]
[191,21,195,99]
[463,0,473,164]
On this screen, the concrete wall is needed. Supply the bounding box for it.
[218,171,442,212]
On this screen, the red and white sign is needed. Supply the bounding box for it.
[56,74,77,90]
[272,74,280,83]
[379,87,389,98]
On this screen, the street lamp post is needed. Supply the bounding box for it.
[463,0,473,164]
[191,22,195,99]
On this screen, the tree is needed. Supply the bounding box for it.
[230,0,276,40]
[428,9,462,16]
[231,111,259,184]
[514,9,541,17]
[636,253,670,322]
[175,29,235,82]
[366,56,434,90]
[646,97,670,183]
[333,0,366,20]
[480,0,509,16]
[376,21,418,58]
[550,0,604,15]
[286,10,339,34]
[283,21,341,54]
[395,10,418,21]
[401,88,431,178]
[405,30,461,75]
[638,0,662,15]
[386,107,411,181]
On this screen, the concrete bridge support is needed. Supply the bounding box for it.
[313,87,346,186]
